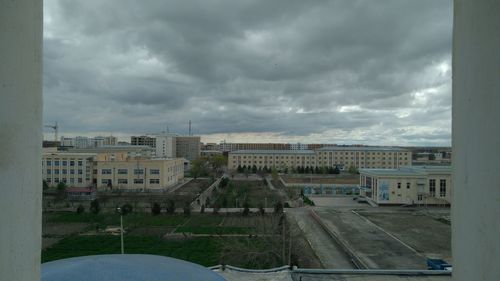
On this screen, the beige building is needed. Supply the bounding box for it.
[228,147,412,171]
[359,166,451,205]
[42,151,184,190]
[94,152,184,190]
[176,136,201,161]
[42,152,96,188]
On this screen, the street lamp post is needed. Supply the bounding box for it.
[117,207,124,254]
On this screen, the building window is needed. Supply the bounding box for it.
[101,169,112,174]
[117,169,128,174]
[46,178,51,183]
[54,178,59,183]
[149,179,160,184]
[70,160,75,166]
[62,160,67,166]
[62,169,67,175]
[78,178,83,183]
[69,178,74,183]
[54,160,60,166]
[134,179,144,184]
[47,169,51,174]
[439,179,446,197]
[118,179,128,184]
[397,182,401,189]
[78,161,83,166]
[78,170,83,175]
[134,169,144,175]
[47,160,52,166]
[150,169,160,175]
[70,169,75,174]
[406,182,410,189]
[429,179,436,197]
[62,178,67,183]
[101,179,110,184]
[54,169,59,175]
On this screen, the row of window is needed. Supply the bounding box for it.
[45,160,84,166]
[101,178,160,184]
[430,179,447,197]
[101,169,160,175]
[46,177,83,184]
[46,169,83,175]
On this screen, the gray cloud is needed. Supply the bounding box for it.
[43,0,452,145]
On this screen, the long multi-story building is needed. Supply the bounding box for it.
[359,166,451,205]
[131,134,201,160]
[42,151,184,190]
[59,135,117,148]
[93,152,184,190]
[227,147,412,171]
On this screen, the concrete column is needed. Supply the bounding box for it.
[0,1,42,281]
[452,1,500,280]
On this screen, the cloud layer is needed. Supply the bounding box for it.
[43,0,452,146]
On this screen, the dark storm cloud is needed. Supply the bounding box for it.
[43,0,452,145]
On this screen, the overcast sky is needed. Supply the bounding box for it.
[43,0,452,146]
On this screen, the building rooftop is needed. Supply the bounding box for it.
[317,146,409,152]
[360,166,451,177]
[230,149,315,155]
[42,254,226,281]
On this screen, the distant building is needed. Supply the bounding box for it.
[155,133,177,158]
[290,143,308,150]
[219,142,290,152]
[175,136,201,161]
[131,135,156,147]
[58,136,117,149]
[42,152,96,188]
[359,166,451,205]
[228,146,412,171]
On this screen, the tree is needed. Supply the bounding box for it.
[348,165,359,174]
[121,203,133,215]
[151,203,161,215]
[200,204,205,214]
[219,177,229,189]
[237,165,243,173]
[76,204,85,214]
[190,157,209,178]
[42,180,49,191]
[314,166,320,174]
[244,168,250,178]
[252,165,257,174]
[333,166,340,174]
[209,154,227,175]
[274,201,284,215]
[271,167,279,182]
[166,200,175,214]
[90,199,100,214]
[183,202,191,216]
[258,203,265,216]
[242,202,250,216]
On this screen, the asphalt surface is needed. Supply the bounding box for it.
[287,208,355,269]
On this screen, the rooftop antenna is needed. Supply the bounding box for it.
[44,121,58,142]
[189,120,192,136]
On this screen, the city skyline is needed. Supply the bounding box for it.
[43,0,452,146]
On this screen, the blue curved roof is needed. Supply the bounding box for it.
[42,254,226,281]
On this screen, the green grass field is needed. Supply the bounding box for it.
[42,235,221,266]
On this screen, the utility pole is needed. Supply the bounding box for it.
[117,207,124,254]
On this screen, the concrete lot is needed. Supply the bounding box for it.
[315,209,427,269]
[310,196,372,208]
[358,211,451,262]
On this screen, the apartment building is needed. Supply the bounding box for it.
[59,135,117,148]
[219,142,291,152]
[94,152,184,190]
[359,166,451,205]
[175,136,200,161]
[228,147,412,171]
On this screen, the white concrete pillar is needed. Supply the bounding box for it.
[452,1,500,280]
[0,1,42,280]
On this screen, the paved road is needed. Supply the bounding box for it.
[287,208,354,269]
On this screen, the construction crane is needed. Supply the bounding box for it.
[44,121,58,142]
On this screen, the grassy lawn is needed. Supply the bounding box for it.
[212,180,284,208]
[42,235,221,266]
[175,226,254,235]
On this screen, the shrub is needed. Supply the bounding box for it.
[258,203,265,216]
[121,203,133,215]
[183,203,191,216]
[274,202,284,215]
[283,202,291,208]
[151,203,161,215]
[242,202,250,216]
[200,204,205,214]
[90,199,100,214]
[166,200,175,214]
[76,204,85,214]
